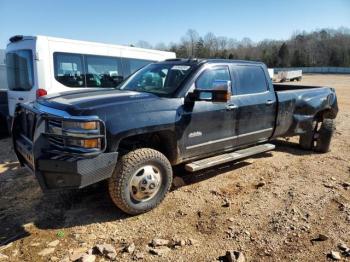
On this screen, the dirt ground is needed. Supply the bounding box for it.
[0,74,349,262]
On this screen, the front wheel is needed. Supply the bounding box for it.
[108,148,173,215]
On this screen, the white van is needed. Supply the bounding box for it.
[5,35,176,117]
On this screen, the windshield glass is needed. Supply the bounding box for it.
[118,63,194,95]
[6,50,34,91]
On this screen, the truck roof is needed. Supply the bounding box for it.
[161,58,264,66]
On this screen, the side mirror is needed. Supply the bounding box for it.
[191,80,231,103]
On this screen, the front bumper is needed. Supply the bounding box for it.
[36,152,118,191]
[13,103,118,191]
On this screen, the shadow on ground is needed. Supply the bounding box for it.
[272,139,314,156]
[0,140,310,246]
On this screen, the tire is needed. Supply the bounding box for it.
[108,148,173,215]
[299,120,317,150]
[299,131,314,150]
[314,119,335,153]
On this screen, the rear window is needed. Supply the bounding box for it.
[233,65,268,95]
[6,50,34,91]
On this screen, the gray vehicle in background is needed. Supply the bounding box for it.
[0,49,9,136]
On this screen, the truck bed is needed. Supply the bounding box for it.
[273,84,326,91]
[272,84,337,138]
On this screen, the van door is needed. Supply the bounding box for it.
[6,49,35,116]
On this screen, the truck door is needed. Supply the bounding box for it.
[182,65,237,158]
[230,65,276,146]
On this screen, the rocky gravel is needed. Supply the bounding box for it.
[0,74,349,261]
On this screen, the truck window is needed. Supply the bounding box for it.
[119,63,194,96]
[54,53,85,87]
[85,55,123,87]
[6,50,34,91]
[233,66,268,95]
[196,67,231,90]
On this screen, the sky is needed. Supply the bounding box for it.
[0,0,349,48]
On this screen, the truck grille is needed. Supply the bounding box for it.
[48,136,64,148]
[48,119,62,128]
[47,119,64,148]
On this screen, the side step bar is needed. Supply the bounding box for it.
[185,143,275,172]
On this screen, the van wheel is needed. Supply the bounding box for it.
[108,148,172,215]
[314,119,335,153]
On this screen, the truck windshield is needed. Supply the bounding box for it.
[118,63,194,95]
[6,50,34,91]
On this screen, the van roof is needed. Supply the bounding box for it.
[7,35,175,56]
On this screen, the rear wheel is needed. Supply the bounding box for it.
[314,119,335,153]
[108,148,173,215]
[299,118,335,153]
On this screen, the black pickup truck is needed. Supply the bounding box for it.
[12,59,338,214]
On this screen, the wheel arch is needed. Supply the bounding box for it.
[108,129,181,165]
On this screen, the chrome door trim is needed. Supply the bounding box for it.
[186,127,273,150]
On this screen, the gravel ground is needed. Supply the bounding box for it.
[0,74,349,262]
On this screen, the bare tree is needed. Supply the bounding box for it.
[135,40,152,49]
[137,28,350,67]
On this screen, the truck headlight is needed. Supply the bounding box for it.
[66,138,101,149]
[63,121,99,130]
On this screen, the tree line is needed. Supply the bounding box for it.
[135,28,350,67]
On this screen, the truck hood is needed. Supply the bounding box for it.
[37,88,160,115]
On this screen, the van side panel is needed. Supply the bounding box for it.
[7,35,176,116]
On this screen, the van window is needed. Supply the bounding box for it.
[196,67,231,90]
[6,50,34,91]
[85,55,123,87]
[124,58,154,76]
[233,66,268,95]
[54,53,85,87]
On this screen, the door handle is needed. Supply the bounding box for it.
[266,100,274,105]
[18,97,24,101]
[226,104,237,111]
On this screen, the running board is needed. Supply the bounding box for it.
[185,143,275,172]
